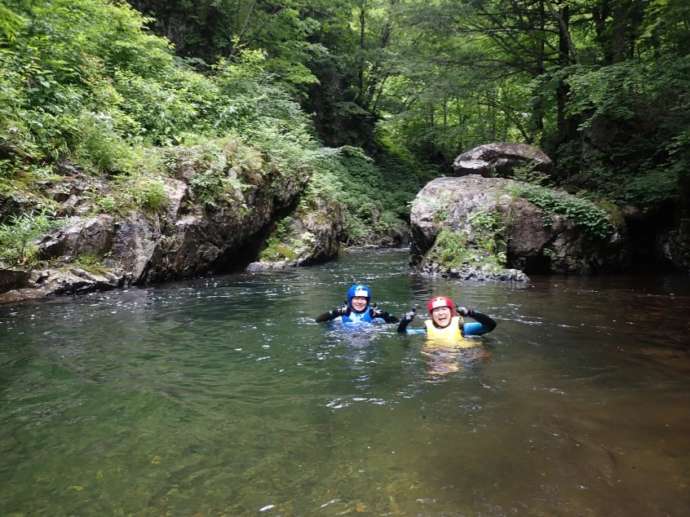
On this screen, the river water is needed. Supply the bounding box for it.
[1,249,689,516]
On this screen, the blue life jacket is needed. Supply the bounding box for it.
[338,308,386,326]
[341,309,374,324]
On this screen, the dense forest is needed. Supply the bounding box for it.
[1,0,689,278]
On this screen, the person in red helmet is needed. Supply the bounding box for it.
[397,295,496,347]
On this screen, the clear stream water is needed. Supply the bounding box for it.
[1,250,689,516]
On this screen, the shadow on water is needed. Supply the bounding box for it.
[1,248,689,515]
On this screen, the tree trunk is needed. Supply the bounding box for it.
[530,0,547,143]
[357,1,367,103]
[556,3,577,145]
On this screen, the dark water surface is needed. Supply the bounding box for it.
[1,250,690,516]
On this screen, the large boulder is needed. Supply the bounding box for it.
[452,143,553,178]
[411,176,628,277]
[248,195,345,271]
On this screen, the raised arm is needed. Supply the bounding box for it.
[397,308,417,333]
[458,307,497,336]
[315,304,348,323]
[370,306,399,323]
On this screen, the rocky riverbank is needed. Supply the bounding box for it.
[0,140,311,303]
[410,175,629,280]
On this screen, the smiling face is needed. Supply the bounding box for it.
[350,296,369,312]
[431,306,452,328]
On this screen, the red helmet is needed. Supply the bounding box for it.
[426,296,456,315]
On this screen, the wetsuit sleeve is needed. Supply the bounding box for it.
[461,310,496,336]
[315,311,337,322]
[397,317,411,333]
[397,315,425,334]
[378,312,399,324]
[397,322,426,335]
[316,307,347,322]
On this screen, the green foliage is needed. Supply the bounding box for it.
[513,184,615,240]
[512,163,551,186]
[174,139,256,207]
[132,178,168,212]
[0,212,61,267]
[259,219,300,262]
[73,253,108,274]
[427,210,507,271]
[94,195,117,214]
[0,0,319,181]
[72,112,135,174]
[623,170,681,208]
[90,174,168,215]
[427,229,468,269]
[468,210,507,264]
[306,144,419,245]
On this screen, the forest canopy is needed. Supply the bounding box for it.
[1,0,689,219]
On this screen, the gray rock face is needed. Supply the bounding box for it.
[0,267,125,304]
[1,145,309,302]
[410,176,627,277]
[658,221,690,271]
[420,262,530,282]
[0,268,30,292]
[250,195,345,271]
[452,143,553,178]
[38,215,115,260]
[0,191,39,224]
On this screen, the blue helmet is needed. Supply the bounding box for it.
[347,284,371,308]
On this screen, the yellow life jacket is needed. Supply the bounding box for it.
[424,316,475,349]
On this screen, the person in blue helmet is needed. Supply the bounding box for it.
[315,284,399,325]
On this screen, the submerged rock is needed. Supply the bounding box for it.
[419,261,529,282]
[245,260,294,272]
[0,267,125,304]
[452,143,553,178]
[410,176,628,277]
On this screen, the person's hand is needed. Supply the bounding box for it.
[401,307,417,323]
[457,306,470,317]
[332,304,348,317]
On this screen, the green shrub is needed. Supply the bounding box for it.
[72,112,134,174]
[95,195,117,214]
[427,212,507,271]
[512,162,551,185]
[307,145,418,245]
[132,178,168,212]
[73,253,108,274]
[623,169,680,209]
[180,139,251,206]
[469,210,507,262]
[513,184,614,240]
[427,229,468,268]
[258,218,303,262]
[0,212,61,266]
